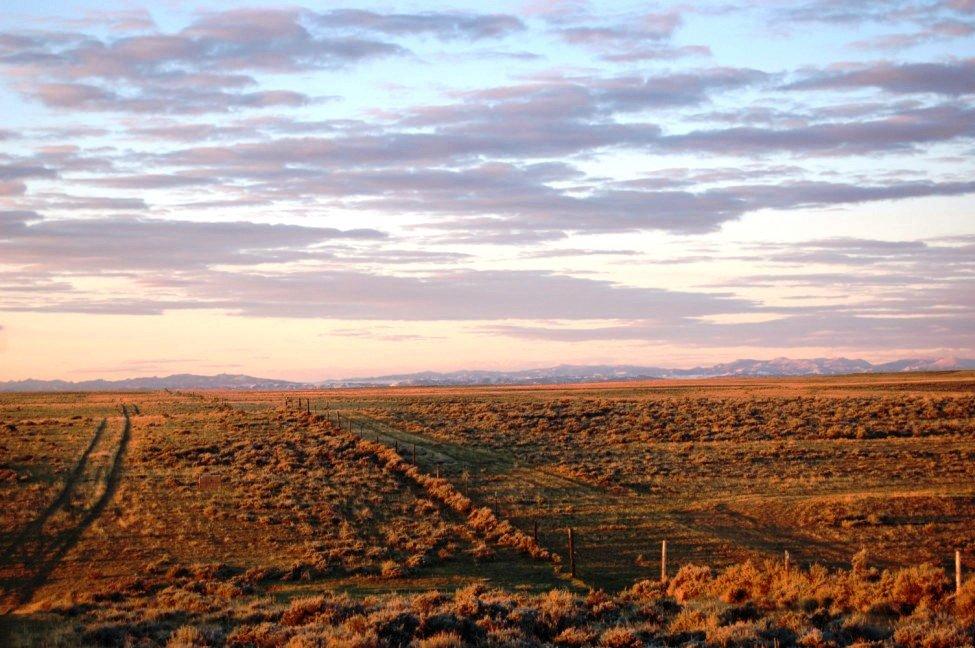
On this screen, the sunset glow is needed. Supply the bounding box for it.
[1,1,973,380]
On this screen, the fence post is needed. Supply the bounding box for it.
[957,550,963,597]
[533,519,539,542]
[661,540,668,582]
[567,527,576,578]
[784,550,790,575]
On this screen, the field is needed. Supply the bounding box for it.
[1,373,974,646]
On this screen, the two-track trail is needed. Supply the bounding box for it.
[0,419,108,567]
[0,405,132,614]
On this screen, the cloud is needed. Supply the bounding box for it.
[777,0,975,52]
[0,213,386,271]
[851,20,975,50]
[787,59,975,95]
[725,236,975,279]
[486,310,975,350]
[315,10,524,39]
[49,8,157,32]
[0,208,751,321]
[780,1,918,25]
[479,231,975,350]
[0,1,972,363]
[28,195,149,211]
[521,248,640,258]
[141,269,751,320]
[422,68,768,122]
[153,152,975,235]
[556,10,681,43]
[150,68,773,168]
[601,45,711,63]
[81,174,216,189]
[0,164,57,181]
[0,8,524,113]
[33,82,309,114]
[0,218,752,320]
[0,164,57,195]
[658,104,975,155]
[472,231,975,352]
[0,210,42,235]
[552,10,713,61]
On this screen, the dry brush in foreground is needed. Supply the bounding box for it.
[10,552,975,647]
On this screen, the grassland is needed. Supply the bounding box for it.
[1,373,974,646]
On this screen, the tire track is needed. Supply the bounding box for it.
[0,418,107,565]
[0,406,131,613]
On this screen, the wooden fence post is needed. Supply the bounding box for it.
[784,550,790,575]
[661,540,668,582]
[533,519,539,542]
[567,527,576,578]
[957,550,963,597]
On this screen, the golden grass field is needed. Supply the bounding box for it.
[1,372,974,646]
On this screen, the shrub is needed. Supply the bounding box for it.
[452,585,483,617]
[713,560,768,605]
[891,564,949,613]
[706,620,760,647]
[797,627,830,648]
[667,564,712,603]
[955,578,975,625]
[623,579,665,602]
[599,626,641,648]
[166,625,216,647]
[380,560,405,579]
[537,589,583,635]
[414,632,463,648]
[281,595,349,626]
[226,622,294,647]
[553,626,597,646]
[667,608,709,638]
[893,612,972,648]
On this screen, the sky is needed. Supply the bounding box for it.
[0,0,974,381]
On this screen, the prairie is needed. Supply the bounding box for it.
[0,372,973,646]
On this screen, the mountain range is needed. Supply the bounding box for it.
[2,357,973,391]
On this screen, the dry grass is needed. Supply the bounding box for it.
[6,555,975,646]
[333,373,975,588]
[1,374,974,646]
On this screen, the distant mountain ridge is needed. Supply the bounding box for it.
[332,357,975,386]
[2,357,974,391]
[0,373,306,392]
